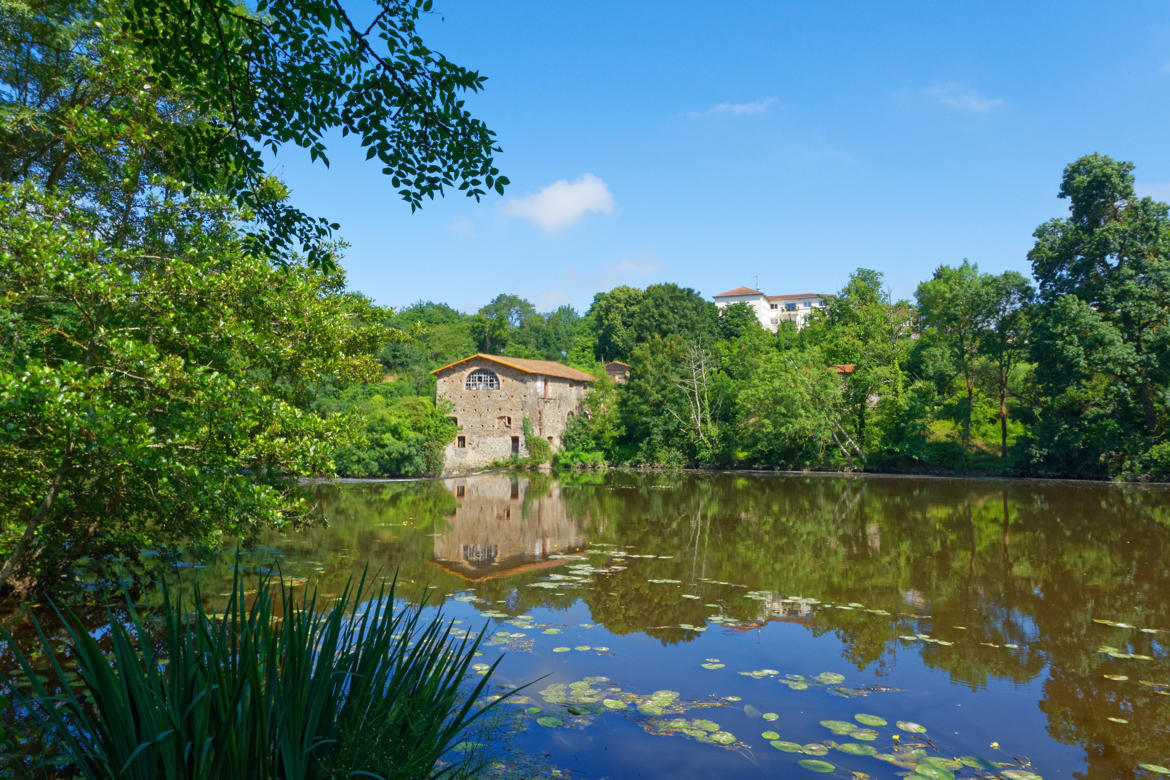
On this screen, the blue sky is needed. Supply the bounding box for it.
[274,1,1170,313]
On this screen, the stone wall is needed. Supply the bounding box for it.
[435,358,591,472]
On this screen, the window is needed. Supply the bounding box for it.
[456,435,466,448]
[449,416,458,427]
[455,485,465,498]
[511,436,520,455]
[465,368,499,390]
[770,303,778,310]
[785,302,797,311]
[499,415,512,428]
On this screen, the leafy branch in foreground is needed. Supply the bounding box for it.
[1,569,513,779]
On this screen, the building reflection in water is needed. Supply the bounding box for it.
[430,475,587,581]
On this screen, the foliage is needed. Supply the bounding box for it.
[1027,154,1170,477]
[560,375,624,461]
[521,417,551,464]
[0,185,385,596]
[0,0,506,268]
[318,384,456,478]
[0,568,508,779]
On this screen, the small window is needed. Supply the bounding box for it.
[547,436,554,444]
[511,436,520,455]
[465,368,499,390]
[770,303,778,310]
[456,435,466,448]
[456,485,465,498]
[786,302,797,311]
[449,416,458,427]
[499,415,512,428]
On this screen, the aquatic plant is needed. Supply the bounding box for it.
[1,570,508,779]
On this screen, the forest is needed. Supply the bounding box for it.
[344,153,1170,485]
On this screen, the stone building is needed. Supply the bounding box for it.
[432,354,595,472]
[604,360,630,384]
[712,286,826,331]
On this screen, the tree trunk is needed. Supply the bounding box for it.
[0,441,73,596]
[999,385,1009,459]
[964,371,974,449]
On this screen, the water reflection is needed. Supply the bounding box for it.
[81,472,1170,777]
[431,476,587,581]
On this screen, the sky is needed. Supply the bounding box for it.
[273,1,1170,314]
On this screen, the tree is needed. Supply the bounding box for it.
[1,0,506,267]
[1028,154,1170,476]
[629,283,719,348]
[915,260,993,449]
[0,0,506,594]
[980,272,1035,458]
[588,286,646,362]
[803,269,914,459]
[0,186,385,595]
[718,302,764,341]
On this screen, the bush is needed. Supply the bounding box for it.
[1,569,510,779]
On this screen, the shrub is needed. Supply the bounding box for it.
[1,569,510,779]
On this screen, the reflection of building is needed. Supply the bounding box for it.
[432,354,595,472]
[430,475,587,581]
[712,286,826,330]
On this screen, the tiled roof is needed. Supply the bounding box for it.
[431,354,597,382]
[713,286,764,297]
[605,361,630,369]
[833,364,856,374]
[766,293,825,301]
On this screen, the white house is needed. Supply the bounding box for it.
[712,286,826,331]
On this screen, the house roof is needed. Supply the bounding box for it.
[431,354,597,382]
[605,361,630,369]
[713,286,764,298]
[833,364,856,374]
[766,293,825,301]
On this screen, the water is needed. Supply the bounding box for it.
[19,471,1170,778]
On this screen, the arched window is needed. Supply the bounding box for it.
[465,368,499,390]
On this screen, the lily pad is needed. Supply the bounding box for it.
[797,759,836,773]
[852,728,879,741]
[912,765,956,780]
[763,712,779,721]
[709,731,736,745]
[958,756,998,770]
[770,740,803,752]
[816,672,846,684]
[837,742,878,756]
[896,720,928,733]
[1000,771,1043,780]
[602,698,627,710]
[700,662,725,670]
[802,743,830,756]
[1138,765,1170,775]
[820,719,857,735]
[552,647,571,653]
[762,730,781,740]
[855,713,887,726]
[536,716,564,728]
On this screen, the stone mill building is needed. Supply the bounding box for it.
[432,354,595,472]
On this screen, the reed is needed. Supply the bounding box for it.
[2,569,508,779]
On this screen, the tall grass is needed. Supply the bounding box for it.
[1,570,510,779]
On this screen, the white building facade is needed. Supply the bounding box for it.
[712,286,826,331]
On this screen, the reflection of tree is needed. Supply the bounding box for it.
[180,472,1170,777]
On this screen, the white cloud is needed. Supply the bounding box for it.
[688,97,777,118]
[922,82,1004,114]
[504,173,615,232]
